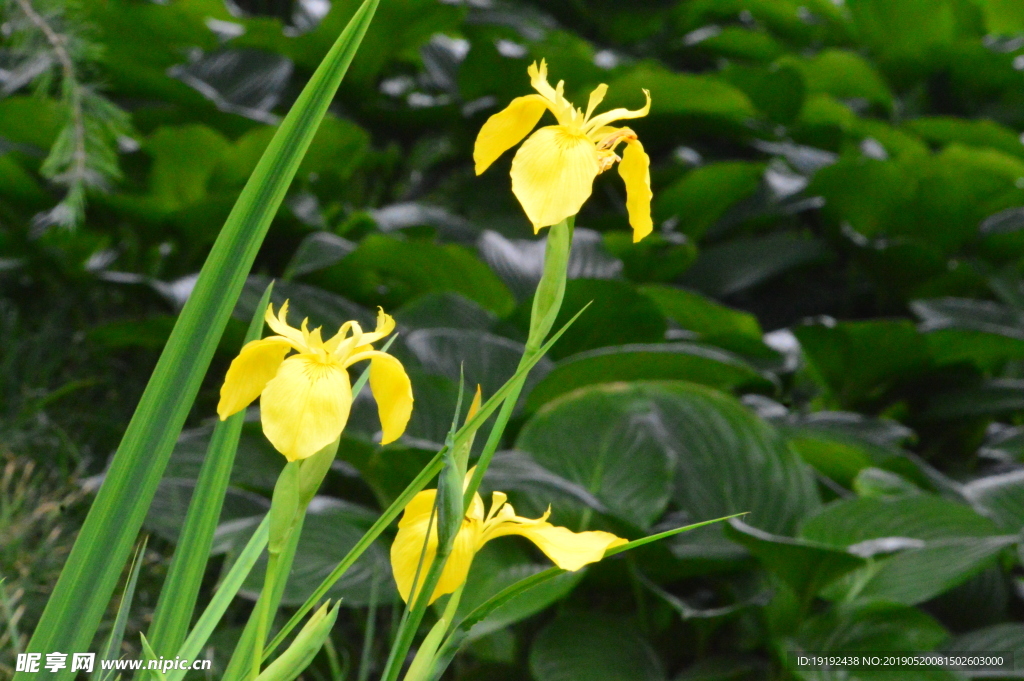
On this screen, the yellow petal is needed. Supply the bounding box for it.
[584,88,651,133]
[357,307,397,346]
[391,488,481,604]
[264,301,306,349]
[474,94,549,175]
[217,337,292,420]
[527,60,559,105]
[368,352,413,445]
[619,138,653,242]
[510,126,600,231]
[508,520,627,571]
[466,385,482,422]
[583,83,608,123]
[260,354,352,461]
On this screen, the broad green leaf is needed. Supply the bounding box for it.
[963,470,1024,532]
[721,62,805,124]
[783,49,893,109]
[515,383,675,529]
[794,320,932,408]
[307,234,516,316]
[974,0,1024,33]
[401,328,553,404]
[800,495,998,544]
[656,383,820,534]
[283,232,357,279]
[699,27,785,63]
[144,480,269,543]
[907,117,1024,160]
[639,285,763,341]
[800,495,1011,605]
[791,601,955,681]
[236,274,375,329]
[653,162,764,239]
[681,234,830,298]
[145,124,231,210]
[18,2,381,674]
[529,613,665,681]
[511,279,667,361]
[846,0,960,65]
[605,64,756,123]
[395,292,496,331]
[945,622,1024,658]
[525,343,774,411]
[725,520,865,603]
[920,379,1024,420]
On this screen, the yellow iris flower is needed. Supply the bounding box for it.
[473,59,653,242]
[391,475,626,604]
[217,302,413,462]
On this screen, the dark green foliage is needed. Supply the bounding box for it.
[7,0,1024,678]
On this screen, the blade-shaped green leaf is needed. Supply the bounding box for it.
[142,283,273,673]
[18,2,380,676]
[165,516,270,681]
[93,538,148,681]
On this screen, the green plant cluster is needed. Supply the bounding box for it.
[6,0,1024,679]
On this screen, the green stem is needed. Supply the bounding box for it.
[252,551,282,679]
[464,216,574,507]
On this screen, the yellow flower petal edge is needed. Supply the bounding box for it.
[473,59,653,241]
[391,473,626,604]
[217,302,413,461]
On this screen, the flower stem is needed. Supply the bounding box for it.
[464,215,574,506]
[251,550,281,679]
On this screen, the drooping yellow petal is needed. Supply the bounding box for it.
[368,352,414,445]
[510,125,600,231]
[474,95,549,175]
[498,516,627,571]
[260,354,352,461]
[583,88,652,134]
[217,337,292,420]
[619,138,653,242]
[391,488,482,604]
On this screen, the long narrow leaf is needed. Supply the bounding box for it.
[18,2,380,676]
[93,538,148,681]
[165,516,270,681]
[144,283,274,671]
